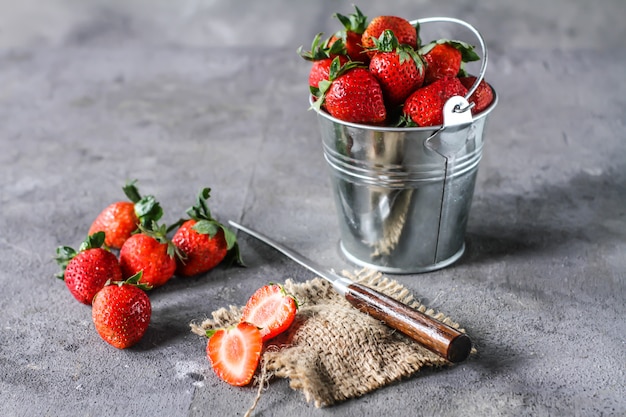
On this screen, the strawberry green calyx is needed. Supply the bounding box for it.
[79,231,107,252]
[138,221,182,260]
[372,30,424,71]
[415,22,422,49]
[370,29,400,53]
[122,180,142,204]
[297,32,344,61]
[398,113,419,128]
[334,5,368,35]
[186,187,244,267]
[311,56,364,111]
[55,231,107,280]
[134,195,163,230]
[121,179,164,232]
[105,271,153,292]
[419,39,480,63]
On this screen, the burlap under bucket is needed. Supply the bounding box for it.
[190,268,472,410]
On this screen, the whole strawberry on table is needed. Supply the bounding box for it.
[54,181,244,350]
[299,5,495,127]
[172,187,243,277]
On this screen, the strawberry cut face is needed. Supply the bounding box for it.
[240,284,298,341]
[206,322,263,387]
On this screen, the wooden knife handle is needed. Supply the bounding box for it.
[344,282,472,363]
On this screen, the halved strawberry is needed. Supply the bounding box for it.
[206,322,263,386]
[240,284,298,342]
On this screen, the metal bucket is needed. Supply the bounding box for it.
[312,17,498,273]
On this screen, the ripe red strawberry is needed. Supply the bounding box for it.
[240,284,298,342]
[402,77,468,127]
[368,29,425,106]
[206,322,263,386]
[361,15,418,58]
[298,33,348,90]
[329,5,369,63]
[172,188,243,277]
[420,40,480,84]
[459,76,494,114]
[92,273,152,349]
[55,231,122,305]
[314,57,386,124]
[119,223,178,288]
[88,180,163,249]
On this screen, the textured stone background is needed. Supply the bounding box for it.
[1,1,625,416]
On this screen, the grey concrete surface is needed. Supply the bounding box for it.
[1,1,625,416]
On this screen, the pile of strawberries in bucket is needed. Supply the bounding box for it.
[298,6,494,127]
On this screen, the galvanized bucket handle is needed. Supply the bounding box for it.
[414,17,490,156]
[412,16,489,114]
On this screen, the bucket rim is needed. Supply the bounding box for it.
[310,88,498,133]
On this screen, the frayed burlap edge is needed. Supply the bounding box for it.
[190,268,474,410]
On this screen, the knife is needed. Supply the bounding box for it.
[228,221,472,363]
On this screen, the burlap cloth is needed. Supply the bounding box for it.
[190,268,473,409]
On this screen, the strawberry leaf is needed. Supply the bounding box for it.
[333,5,367,34]
[309,85,321,98]
[221,225,238,250]
[371,29,399,53]
[186,187,213,221]
[415,22,422,49]
[134,195,164,230]
[447,40,480,62]
[110,271,153,291]
[221,225,245,267]
[192,219,220,237]
[54,245,77,280]
[55,232,107,280]
[122,179,142,203]
[297,33,343,61]
[420,39,480,63]
[398,113,418,127]
[79,231,106,252]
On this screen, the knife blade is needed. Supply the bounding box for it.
[228,220,472,363]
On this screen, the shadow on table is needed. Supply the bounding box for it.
[461,164,626,265]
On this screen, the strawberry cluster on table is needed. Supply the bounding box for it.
[299,6,494,127]
[55,181,300,387]
[55,181,243,349]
